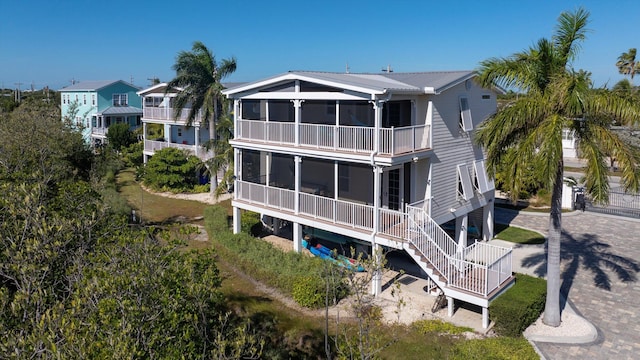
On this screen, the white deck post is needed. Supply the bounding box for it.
[455,214,468,252]
[371,165,382,296]
[232,206,241,234]
[482,307,489,329]
[294,156,301,214]
[293,222,302,253]
[483,197,495,241]
[447,296,454,317]
[293,99,302,146]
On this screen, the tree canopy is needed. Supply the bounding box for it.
[166,41,237,194]
[476,7,640,327]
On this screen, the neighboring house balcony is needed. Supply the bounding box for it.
[234,178,512,300]
[235,119,430,158]
[142,107,204,124]
[144,139,213,161]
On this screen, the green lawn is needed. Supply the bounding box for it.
[494,223,545,244]
[116,168,209,223]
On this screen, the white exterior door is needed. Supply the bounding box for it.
[382,167,403,211]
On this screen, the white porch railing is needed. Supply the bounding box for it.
[143,107,204,123]
[92,127,107,136]
[405,204,512,296]
[236,119,430,155]
[144,140,214,161]
[234,180,512,297]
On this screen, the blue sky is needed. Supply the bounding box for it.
[0,0,637,90]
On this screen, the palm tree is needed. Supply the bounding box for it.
[166,41,237,197]
[616,48,640,85]
[475,8,640,327]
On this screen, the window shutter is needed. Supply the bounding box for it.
[459,97,473,131]
[457,164,474,200]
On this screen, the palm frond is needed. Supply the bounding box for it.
[553,7,590,65]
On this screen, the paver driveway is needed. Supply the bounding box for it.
[495,209,640,359]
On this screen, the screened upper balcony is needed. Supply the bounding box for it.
[235,99,430,156]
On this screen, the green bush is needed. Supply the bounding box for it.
[490,274,546,337]
[143,147,202,192]
[450,337,539,360]
[412,319,472,335]
[241,211,262,235]
[203,205,343,307]
[292,276,324,308]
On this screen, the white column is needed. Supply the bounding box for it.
[294,156,302,214]
[234,148,241,200]
[232,206,241,234]
[293,99,303,146]
[483,197,495,242]
[482,307,490,329]
[447,296,455,317]
[334,161,339,200]
[195,127,199,148]
[165,124,172,144]
[371,100,383,153]
[293,222,302,253]
[455,214,468,252]
[371,165,382,296]
[234,99,240,138]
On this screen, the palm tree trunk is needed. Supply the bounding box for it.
[543,160,563,327]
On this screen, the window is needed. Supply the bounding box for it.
[92,94,96,106]
[473,160,494,193]
[83,94,86,105]
[482,94,491,100]
[112,94,128,106]
[338,163,350,192]
[457,164,474,200]
[75,116,83,127]
[62,95,66,105]
[459,97,473,131]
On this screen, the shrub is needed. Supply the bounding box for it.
[292,276,324,308]
[143,147,202,192]
[203,205,346,307]
[490,274,546,337]
[106,122,137,151]
[450,337,539,360]
[412,319,472,335]
[241,211,262,235]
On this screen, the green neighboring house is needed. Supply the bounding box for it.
[60,80,142,146]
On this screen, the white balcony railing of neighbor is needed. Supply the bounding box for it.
[234,179,513,297]
[236,119,430,155]
[143,107,204,123]
[144,140,214,160]
[92,127,107,136]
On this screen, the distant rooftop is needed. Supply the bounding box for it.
[60,80,140,91]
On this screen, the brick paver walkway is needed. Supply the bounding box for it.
[495,209,640,360]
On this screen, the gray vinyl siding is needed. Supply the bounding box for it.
[428,81,496,223]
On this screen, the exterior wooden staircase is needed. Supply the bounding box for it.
[402,205,515,310]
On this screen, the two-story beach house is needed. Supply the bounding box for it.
[137,83,213,163]
[60,80,142,145]
[222,70,514,328]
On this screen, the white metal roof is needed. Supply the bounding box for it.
[222,70,476,97]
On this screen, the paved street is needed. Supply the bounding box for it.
[495,208,640,359]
